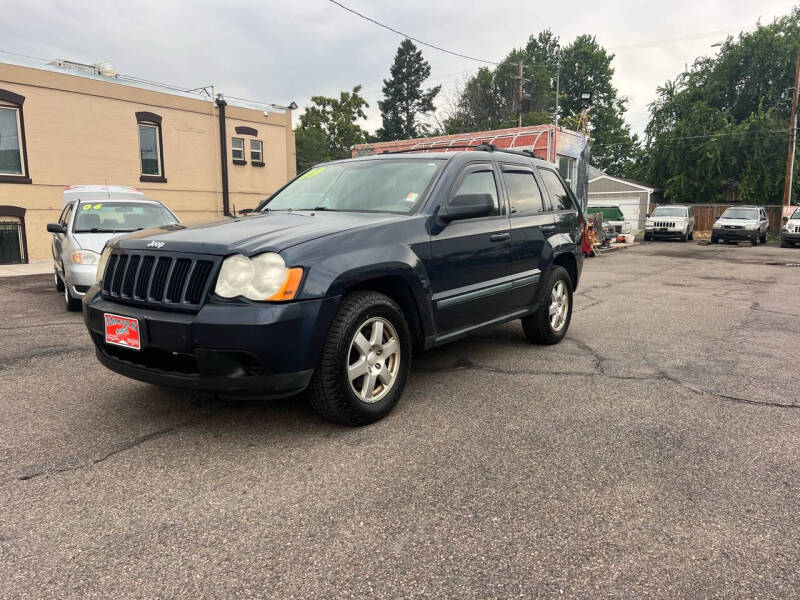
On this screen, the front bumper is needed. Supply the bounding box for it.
[780,230,800,244]
[645,226,686,238]
[83,288,340,396]
[711,228,758,241]
[64,262,98,294]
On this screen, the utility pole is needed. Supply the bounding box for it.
[516,61,524,127]
[555,46,561,128]
[782,44,800,208]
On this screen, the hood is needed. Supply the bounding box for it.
[111,211,406,255]
[648,215,688,221]
[72,232,120,254]
[715,217,758,226]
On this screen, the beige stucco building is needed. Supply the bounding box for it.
[0,57,296,263]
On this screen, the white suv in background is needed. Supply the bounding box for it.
[711,206,769,246]
[644,205,695,242]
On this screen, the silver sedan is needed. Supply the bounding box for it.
[47,199,178,310]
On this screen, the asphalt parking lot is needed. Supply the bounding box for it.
[1,241,799,599]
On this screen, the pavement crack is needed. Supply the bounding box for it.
[0,321,85,331]
[749,301,800,318]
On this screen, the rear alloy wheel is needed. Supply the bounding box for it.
[64,281,81,311]
[522,265,572,345]
[308,291,411,426]
[54,270,65,292]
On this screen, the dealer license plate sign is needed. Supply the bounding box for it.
[104,313,141,350]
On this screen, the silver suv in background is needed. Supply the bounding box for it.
[711,206,769,246]
[644,205,695,242]
[47,199,179,310]
[780,207,800,248]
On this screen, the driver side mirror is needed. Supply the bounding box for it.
[441,193,495,222]
[783,216,789,224]
[47,223,65,234]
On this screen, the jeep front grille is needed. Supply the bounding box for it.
[101,250,219,311]
[654,221,676,228]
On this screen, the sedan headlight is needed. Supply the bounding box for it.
[744,222,757,230]
[95,247,112,281]
[215,253,303,301]
[72,249,100,265]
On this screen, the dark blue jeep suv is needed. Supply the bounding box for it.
[83,147,583,425]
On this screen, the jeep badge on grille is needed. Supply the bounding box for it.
[147,241,165,249]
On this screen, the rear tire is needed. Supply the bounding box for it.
[521,266,573,345]
[54,270,65,292]
[64,282,81,311]
[681,231,688,242]
[307,291,412,426]
[688,231,694,241]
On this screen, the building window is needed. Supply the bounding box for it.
[250,139,263,166]
[232,137,245,164]
[138,124,161,176]
[135,112,166,183]
[0,89,31,184]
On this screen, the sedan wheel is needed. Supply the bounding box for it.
[64,281,81,311]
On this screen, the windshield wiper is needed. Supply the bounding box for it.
[75,228,137,233]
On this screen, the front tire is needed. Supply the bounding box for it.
[64,282,81,311]
[751,235,759,246]
[54,270,65,292]
[308,291,412,426]
[760,232,768,244]
[522,266,573,345]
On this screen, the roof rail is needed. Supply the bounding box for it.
[377,142,547,159]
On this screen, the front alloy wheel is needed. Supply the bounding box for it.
[347,317,401,403]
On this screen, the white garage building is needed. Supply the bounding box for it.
[587,166,664,233]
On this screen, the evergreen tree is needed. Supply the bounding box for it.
[377,39,441,140]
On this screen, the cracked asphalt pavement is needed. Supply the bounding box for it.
[1,242,799,599]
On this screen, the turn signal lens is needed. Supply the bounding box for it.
[266,267,303,301]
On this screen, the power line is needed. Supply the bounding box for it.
[326,0,502,65]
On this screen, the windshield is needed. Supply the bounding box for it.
[792,208,800,220]
[73,202,177,233]
[652,207,688,217]
[721,208,759,220]
[264,159,444,214]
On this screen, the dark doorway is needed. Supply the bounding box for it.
[0,206,28,264]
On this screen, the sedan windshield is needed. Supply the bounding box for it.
[721,208,759,220]
[652,207,688,217]
[264,159,444,214]
[73,202,177,233]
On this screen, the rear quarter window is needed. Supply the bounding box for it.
[538,169,574,211]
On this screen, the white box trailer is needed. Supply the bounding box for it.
[62,185,144,208]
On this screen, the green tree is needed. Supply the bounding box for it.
[294,86,369,172]
[558,35,639,175]
[377,39,441,140]
[639,7,800,204]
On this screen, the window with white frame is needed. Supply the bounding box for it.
[138,123,162,176]
[0,105,24,176]
[250,139,263,163]
[558,155,576,190]
[232,137,245,161]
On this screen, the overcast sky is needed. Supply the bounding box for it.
[1,0,797,137]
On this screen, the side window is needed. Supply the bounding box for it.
[501,167,544,215]
[452,167,501,216]
[538,168,574,211]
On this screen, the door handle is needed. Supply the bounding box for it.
[490,232,510,242]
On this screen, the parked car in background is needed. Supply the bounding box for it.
[711,206,769,245]
[82,148,583,426]
[589,205,631,237]
[48,194,178,310]
[644,205,695,242]
[780,207,800,248]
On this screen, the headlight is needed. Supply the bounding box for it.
[712,222,722,229]
[215,253,303,301]
[95,247,112,281]
[72,249,100,265]
[645,220,653,227]
[744,223,757,230]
